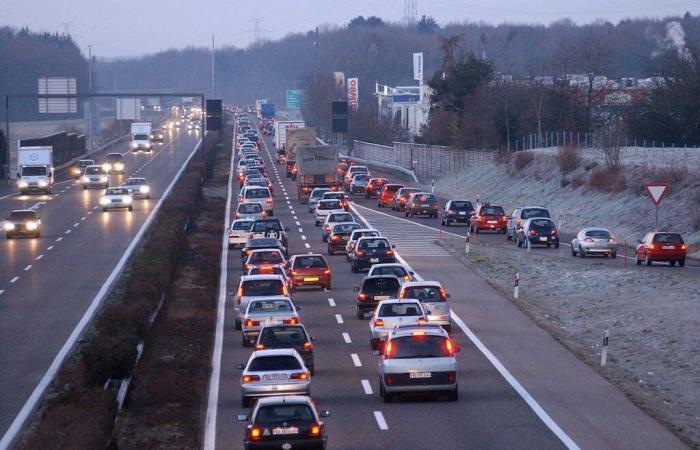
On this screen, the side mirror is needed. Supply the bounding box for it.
[319,410,331,418]
[392,244,396,249]
[235,363,245,370]
[296,306,302,311]
[237,414,249,421]
[353,287,360,292]
[408,271,415,276]
[446,293,451,298]
[310,336,316,342]
[284,226,290,231]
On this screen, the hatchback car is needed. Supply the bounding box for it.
[100,187,133,211]
[237,395,329,450]
[307,188,332,212]
[635,232,687,266]
[234,275,290,330]
[406,192,439,218]
[288,254,331,291]
[378,184,404,208]
[351,237,396,272]
[240,187,274,215]
[103,153,126,174]
[349,174,371,195]
[320,191,349,211]
[237,202,266,220]
[393,187,421,211]
[365,178,389,198]
[345,229,381,261]
[249,219,289,251]
[72,159,95,179]
[256,325,315,374]
[236,349,310,407]
[354,275,401,319]
[517,217,560,248]
[506,206,551,240]
[120,177,150,199]
[369,299,427,350]
[327,223,362,255]
[241,238,287,266]
[82,165,109,189]
[440,199,474,226]
[399,281,452,332]
[314,200,344,226]
[470,204,508,234]
[229,219,254,249]
[379,325,459,403]
[321,212,355,242]
[4,209,41,239]
[344,166,370,190]
[244,248,287,272]
[571,227,617,258]
[241,297,299,347]
[367,263,414,283]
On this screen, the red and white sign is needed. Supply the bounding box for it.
[645,183,669,206]
[347,77,359,111]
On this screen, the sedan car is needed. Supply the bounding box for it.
[516,217,560,248]
[369,299,427,350]
[229,219,254,249]
[440,199,474,226]
[314,200,345,226]
[103,153,125,174]
[321,212,355,242]
[99,187,133,211]
[82,165,109,189]
[241,297,299,347]
[237,202,266,220]
[237,395,329,450]
[236,349,311,407]
[367,263,414,283]
[571,227,617,258]
[506,206,551,241]
[635,232,687,267]
[327,222,362,255]
[71,159,95,179]
[255,324,315,374]
[4,209,41,239]
[240,187,274,215]
[234,275,290,330]
[354,275,401,319]
[288,254,332,291]
[365,178,389,198]
[120,177,151,199]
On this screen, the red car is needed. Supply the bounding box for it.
[288,254,332,290]
[377,184,404,208]
[470,204,508,234]
[365,178,389,199]
[635,232,687,266]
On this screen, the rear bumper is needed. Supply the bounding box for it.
[291,274,330,287]
[241,382,310,398]
[352,256,396,269]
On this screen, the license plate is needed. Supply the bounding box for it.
[410,372,432,379]
[303,277,319,282]
[487,220,497,224]
[370,258,379,263]
[265,319,282,326]
[273,426,299,435]
[662,245,674,250]
[342,236,349,240]
[111,199,120,203]
[375,295,390,300]
[539,237,548,241]
[421,204,429,207]
[458,212,466,215]
[262,373,289,381]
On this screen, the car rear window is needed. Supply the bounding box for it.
[323,193,344,200]
[252,220,283,232]
[402,287,445,302]
[334,223,360,233]
[378,303,423,317]
[255,405,314,424]
[522,208,550,219]
[310,189,331,199]
[249,252,284,264]
[585,229,611,239]
[450,201,473,210]
[481,206,505,215]
[530,219,554,229]
[372,266,407,278]
[653,234,683,243]
[260,327,307,346]
[85,166,105,175]
[359,239,391,250]
[248,355,301,371]
[245,188,269,199]
[242,279,284,296]
[354,175,371,182]
[106,188,129,195]
[293,256,327,269]
[249,266,285,276]
[401,189,420,196]
[414,194,435,202]
[248,299,293,313]
[362,278,400,295]
[318,200,342,210]
[389,336,452,358]
[328,213,353,222]
[352,231,379,240]
[248,238,280,248]
[239,203,263,213]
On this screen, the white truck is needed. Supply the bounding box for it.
[17,146,54,194]
[130,122,152,152]
[274,120,305,149]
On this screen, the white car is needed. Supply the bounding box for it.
[100,187,133,211]
[399,281,452,332]
[346,229,381,261]
[314,199,345,226]
[82,165,109,189]
[369,299,427,350]
[241,296,299,346]
[228,219,254,249]
[121,177,151,199]
[236,202,266,220]
[239,186,273,215]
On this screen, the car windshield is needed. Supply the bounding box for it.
[106,154,123,162]
[523,208,550,219]
[359,239,390,250]
[481,206,505,215]
[319,201,342,210]
[255,405,314,424]
[334,223,360,233]
[310,189,331,199]
[123,179,145,186]
[328,213,353,222]
[378,303,422,317]
[9,211,36,221]
[78,160,93,167]
[239,203,263,213]
[85,166,105,175]
[106,188,129,195]
[232,221,253,231]
[241,279,283,296]
[246,188,269,199]
[249,252,284,264]
[260,327,307,346]
[323,193,344,200]
[390,335,452,359]
[362,278,400,295]
[133,134,149,140]
[585,230,611,239]
[403,287,445,302]
[653,234,683,243]
[21,166,48,176]
[248,299,293,313]
[373,266,407,278]
[248,355,302,372]
[384,185,403,193]
[293,256,327,269]
[450,201,473,210]
[530,219,554,229]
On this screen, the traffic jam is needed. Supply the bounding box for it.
[228,109,690,449]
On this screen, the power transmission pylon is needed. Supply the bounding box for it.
[403,0,418,26]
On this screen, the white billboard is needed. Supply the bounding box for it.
[38,77,77,113]
[347,77,359,111]
[413,53,423,82]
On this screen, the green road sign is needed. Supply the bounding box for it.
[286,90,303,110]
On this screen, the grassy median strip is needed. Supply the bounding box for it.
[17,127,231,450]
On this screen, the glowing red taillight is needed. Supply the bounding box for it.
[374,319,384,327]
[309,423,321,436]
[355,251,365,257]
[290,372,308,380]
[242,375,260,383]
[244,319,260,327]
[303,342,313,350]
[283,317,299,325]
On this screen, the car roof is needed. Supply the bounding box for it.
[520,206,549,210]
[524,217,553,223]
[240,274,285,282]
[447,198,472,203]
[254,395,313,407]
[251,348,300,358]
[389,324,449,338]
[357,236,389,242]
[377,298,420,307]
[401,280,442,288]
[249,248,284,254]
[332,222,360,230]
[291,253,324,259]
[10,209,36,214]
[580,227,610,232]
[370,263,406,269]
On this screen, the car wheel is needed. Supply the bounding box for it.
[679,258,685,267]
[447,385,459,402]
[241,334,250,347]
[82,185,87,190]
[235,319,242,331]
[635,254,641,265]
[356,305,363,319]
[102,207,107,212]
[645,255,652,266]
[554,242,559,249]
[328,247,334,256]
[670,260,676,266]
[571,246,576,256]
[128,206,133,212]
[546,243,551,248]
[517,236,522,248]
[382,386,394,403]
[506,231,512,240]
[325,282,331,290]
[579,246,585,257]
[404,211,409,217]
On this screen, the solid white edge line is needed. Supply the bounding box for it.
[361,379,373,395]
[0,137,204,450]
[349,203,580,450]
[203,131,236,450]
[373,411,388,430]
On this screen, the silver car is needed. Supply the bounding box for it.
[234,275,289,330]
[399,281,452,332]
[307,188,332,213]
[121,177,151,199]
[241,296,299,346]
[367,263,415,283]
[99,187,133,211]
[320,213,355,242]
[236,349,311,407]
[571,227,618,258]
[81,165,109,189]
[369,299,427,350]
[314,200,345,226]
[507,206,551,241]
[236,202,266,220]
[378,324,459,403]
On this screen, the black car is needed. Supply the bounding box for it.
[354,275,401,319]
[250,219,289,252]
[517,218,560,249]
[350,237,395,272]
[238,396,329,450]
[440,199,475,226]
[256,324,316,374]
[5,209,41,239]
[241,238,287,265]
[150,129,164,142]
[327,223,362,255]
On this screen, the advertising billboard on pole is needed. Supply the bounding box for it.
[347,78,359,111]
[413,52,423,82]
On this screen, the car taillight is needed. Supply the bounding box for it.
[411,203,416,207]
[242,374,260,383]
[404,275,411,281]
[445,339,454,355]
[324,269,331,274]
[291,271,298,276]
[309,423,321,437]
[550,229,557,235]
[681,244,687,250]
[324,225,330,231]
[249,426,262,440]
[255,344,265,350]
[261,211,267,218]
[530,230,536,235]
[355,251,365,257]
[386,250,394,256]
[439,287,448,300]
[282,286,289,296]
[474,215,481,221]
[283,317,299,324]
[585,237,593,242]
[374,318,384,327]
[384,341,394,359]
[358,293,367,301]
[302,187,309,192]
[331,235,339,241]
[447,371,457,382]
[448,209,454,213]
[417,317,428,324]
[237,287,244,303]
[303,342,313,350]
[244,319,260,327]
[648,244,655,250]
[502,215,507,221]
[290,372,308,380]
[235,213,241,218]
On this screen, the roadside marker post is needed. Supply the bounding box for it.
[558,211,563,231]
[431,179,435,193]
[601,329,609,367]
[465,231,471,254]
[513,273,520,300]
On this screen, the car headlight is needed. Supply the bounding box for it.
[4,222,15,231]
[145,143,151,148]
[18,181,28,188]
[102,163,112,172]
[99,197,109,205]
[124,196,132,204]
[100,176,108,182]
[131,142,137,148]
[72,168,81,174]
[139,185,150,193]
[25,221,38,231]
[38,180,48,187]
[115,163,124,171]
[82,175,89,183]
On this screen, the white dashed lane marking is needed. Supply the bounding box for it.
[24,265,32,271]
[361,380,373,395]
[327,298,335,307]
[342,332,352,343]
[55,237,62,242]
[47,245,54,251]
[374,411,388,430]
[36,254,44,260]
[10,277,19,283]
[351,353,362,367]
[335,314,344,324]
[304,243,310,249]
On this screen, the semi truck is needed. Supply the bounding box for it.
[17,146,54,194]
[131,122,153,152]
[274,120,304,149]
[260,102,276,119]
[282,128,316,165]
[295,145,340,202]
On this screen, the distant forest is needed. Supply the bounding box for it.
[94,12,700,109]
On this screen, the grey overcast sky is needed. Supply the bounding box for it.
[3,0,699,58]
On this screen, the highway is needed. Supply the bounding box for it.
[0,123,202,441]
[208,116,687,449]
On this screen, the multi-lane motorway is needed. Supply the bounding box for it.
[0,124,201,443]
[206,116,687,449]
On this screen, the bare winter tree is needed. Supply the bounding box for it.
[594,117,626,167]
